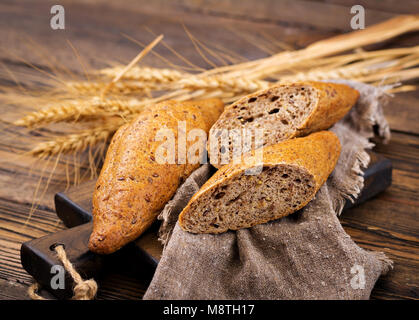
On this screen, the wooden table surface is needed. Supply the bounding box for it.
[0,0,418,300]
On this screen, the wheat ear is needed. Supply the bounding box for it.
[29,123,122,157]
[14,98,145,127]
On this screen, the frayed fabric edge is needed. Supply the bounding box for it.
[331,140,373,216]
[370,251,394,275]
[327,79,393,143]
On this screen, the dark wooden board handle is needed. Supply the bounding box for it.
[20,223,105,299]
[21,222,157,299]
[344,153,392,209]
[21,155,392,299]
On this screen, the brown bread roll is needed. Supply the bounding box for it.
[179,131,341,234]
[89,99,224,254]
[209,81,358,168]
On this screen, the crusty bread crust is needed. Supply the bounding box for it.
[179,131,341,233]
[209,81,358,168]
[89,99,224,254]
[293,81,359,137]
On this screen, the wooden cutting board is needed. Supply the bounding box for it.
[21,153,392,299]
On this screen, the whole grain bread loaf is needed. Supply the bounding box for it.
[179,131,341,234]
[89,99,224,254]
[209,81,358,168]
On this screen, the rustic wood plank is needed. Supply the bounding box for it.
[340,131,419,300]
[0,278,30,300]
[0,0,331,73]
[382,91,419,135]
[82,0,398,31]
[310,0,419,15]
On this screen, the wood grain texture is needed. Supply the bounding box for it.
[79,0,416,31]
[340,131,419,300]
[0,0,417,299]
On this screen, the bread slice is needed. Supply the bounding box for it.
[179,131,341,234]
[209,81,358,168]
[89,99,224,254]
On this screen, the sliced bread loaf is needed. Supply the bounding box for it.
[209,81,358,168]
[179,131,341,234]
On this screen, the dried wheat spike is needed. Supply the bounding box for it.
[29,123,121,157]
[14,98,145,127]
[98,66,186,83]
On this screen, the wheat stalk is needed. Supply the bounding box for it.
[175,75,270,93]
[279,53,419,82]
[362,67,419,84]
[73,49,419,97]
[279,65,370,82]
[282,46,419,73]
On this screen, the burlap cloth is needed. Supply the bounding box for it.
[143,81,394,300]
